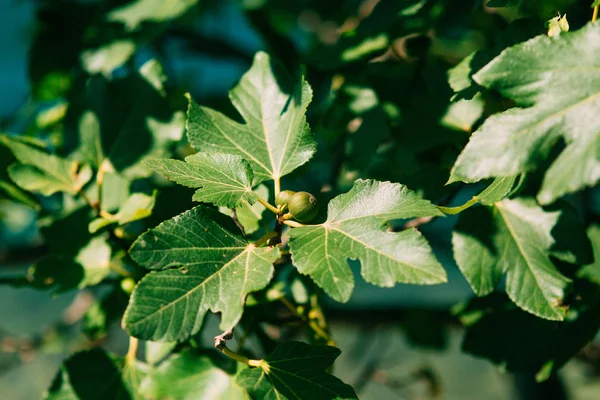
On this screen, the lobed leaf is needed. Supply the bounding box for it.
[453,198,591,320]
[449,23,600,204]
[124,206,280,341]
[237,342,357,400]
[144,153,258,207]
[288,179,446,302]
[186,51,316,184]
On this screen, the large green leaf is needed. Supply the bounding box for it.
[1,135,92,196]
[144,153,258,207]
[453,198,591,320]
[186,51,316,184]
[139,350,246,399]
[45,349,147,400]
[288,179,446,302]
[236,342,357,400]
[124,206,280,341]
[449,23,600,204]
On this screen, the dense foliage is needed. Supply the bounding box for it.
[1,0,600,398]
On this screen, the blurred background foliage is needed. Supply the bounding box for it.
[1,0,600,399]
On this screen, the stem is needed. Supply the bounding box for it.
[593,2,599,22]
[221,345,263,367]
[214,330,262,367]
[99,210,115,219]
[108,262,132,278]
[97,163,105,212]
[437,197,478,215]
[283,220,306,228]
[254,231,278,247]
[257,197,279,214]
[279,297,335,345]
[126,337,138,363]
[274,177,281,198]
[78,189,98,212]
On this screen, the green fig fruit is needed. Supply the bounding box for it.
[275,190,296,210]
[288,191,318,222]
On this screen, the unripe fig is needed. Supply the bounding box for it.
[288,191,318,222]
[121,277,136,294]
[275,190,296,209]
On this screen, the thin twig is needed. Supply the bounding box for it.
[279,297,335,345]
[214,330,262,367]
[257,197,279,214]
[126,337,139,363]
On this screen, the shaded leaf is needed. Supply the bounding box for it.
[486,0,523,7]
[578,225,600,284]
[140,350,246,399]
[77,111,103,168]
[237,342,357,400]
[288,179,446,302]
[452,206,501,296]
[186,51,315,184]
[124,206,280,341]
[453,198,591,320]
[45,348,147,400]
[83,286,129,340]
[0,179,40,210]
[457,291,600,381]
[1,135,92,196]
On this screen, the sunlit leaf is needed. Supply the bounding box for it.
[449,23,600,205]
[288,179,446,302]
[186,51,316,184]
[144,153,258,207]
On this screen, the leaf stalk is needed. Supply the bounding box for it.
[257,197,279,214]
